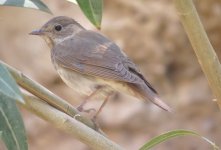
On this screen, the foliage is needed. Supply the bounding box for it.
[0,0,51,13]
[139,130,219,150]
[0,64,24,103]
[0,0,102,29]
[0,94,27,150]
[0,64,27,150]
[76,0,103,29]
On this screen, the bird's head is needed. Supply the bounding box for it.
[30,16,84,47]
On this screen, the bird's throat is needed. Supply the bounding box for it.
[42,36,54,49]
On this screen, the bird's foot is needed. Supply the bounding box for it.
[77,105,96,113]
[91,115,100,130]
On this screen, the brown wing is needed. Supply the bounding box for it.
[52,30,157,93]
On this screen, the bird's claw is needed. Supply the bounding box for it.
[84,108,96,113]
[73,114,81,119]
[77,105,96,114]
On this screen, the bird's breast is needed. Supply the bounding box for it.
[55,65,101,96]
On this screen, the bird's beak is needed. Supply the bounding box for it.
[29,29,44,35]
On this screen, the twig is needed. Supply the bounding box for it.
[174,0,221,109]
[0,60,97,130]
[21,95,124,150]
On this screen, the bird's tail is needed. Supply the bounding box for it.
[134,84,172,112]
[146,92,172,112]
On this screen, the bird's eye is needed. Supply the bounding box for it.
[54,25,62,31]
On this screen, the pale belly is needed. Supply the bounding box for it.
[56,67,102,96]
[55,66,138,98]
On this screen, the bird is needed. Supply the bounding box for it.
[30,16,171,120]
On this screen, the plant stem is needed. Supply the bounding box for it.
[0,60,98,131]
[21,95,124,150]
[174,0,221,109]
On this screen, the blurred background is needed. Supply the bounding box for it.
[0,0,221,149]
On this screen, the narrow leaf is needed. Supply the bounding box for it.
[139,130,219,150]
[0,94,27,150]
[0,0,51,14]
[76,0,103,29]
[66,0,77,4]
[0,64,24,103]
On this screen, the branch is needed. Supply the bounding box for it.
[20,95,124,150]
[174,0,221,109]
[0,60,98,131]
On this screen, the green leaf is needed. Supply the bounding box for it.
[66,0,77,4]
[76,0,103,29]
[0,0,51,14]
[139,130,219,150]
[0,94,27,150]
[0,131,2,138]
[0,64,24,103]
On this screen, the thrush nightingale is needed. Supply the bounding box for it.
[30,16,171,118]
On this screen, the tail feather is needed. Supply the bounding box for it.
[131,83,172,112]
[126,66,171,111]
[147,94,172,112]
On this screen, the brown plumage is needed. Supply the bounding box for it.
[30,16,171,114]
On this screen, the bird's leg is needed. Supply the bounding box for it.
[77,87,102,113]
[92,91,113,122]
